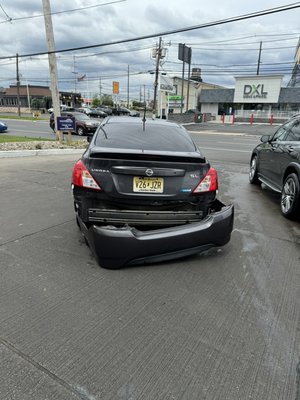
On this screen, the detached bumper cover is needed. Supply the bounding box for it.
[78,201,234,269]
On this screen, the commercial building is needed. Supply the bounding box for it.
[158,68,223,117]
[0,85,82,113]
[200,75,300,121]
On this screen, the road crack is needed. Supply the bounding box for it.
[0,336,95,400]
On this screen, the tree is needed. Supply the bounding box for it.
[91,97,101,108]
[132,100,145,109]
[31,97,43,110]
[43,96,52,109]
[100,94,113,107]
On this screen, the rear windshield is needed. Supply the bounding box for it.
[94,122,196,152]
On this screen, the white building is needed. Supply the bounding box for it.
[200,75,300,120]
[158,75,223,117]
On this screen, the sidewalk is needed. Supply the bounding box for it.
[0,148,84,158]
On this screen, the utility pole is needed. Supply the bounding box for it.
[178,43,192,113]
[257,41,262,75]
[72,54,78,93]
[180,44,185,114]
[16,53,21,117]
[42,0,63,143]
[186,47,192,112]
[153,37,162,118]
[127,65,130,108]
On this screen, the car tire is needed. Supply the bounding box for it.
[249,155,259,184]
[76,126,84,136]
[281,173,300,219]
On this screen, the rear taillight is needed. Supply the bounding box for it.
[72,160,101,190]
[192,167,218,194]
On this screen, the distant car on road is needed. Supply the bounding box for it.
[249,116,300,219]
[50,111,100,136]
[72,116,234,269]
[0,121,8,132]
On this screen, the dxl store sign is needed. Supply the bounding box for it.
[234,76,283,104]
[243,84,268,99]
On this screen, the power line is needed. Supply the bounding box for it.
[191,45,297,51]
[0,0,126,24]
[1,2,300,60]
[166,60,295,67]
[184,37,300,46]
[0,2,11,22]
[177,32,300,46]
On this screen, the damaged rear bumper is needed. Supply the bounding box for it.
[77,201,234,269]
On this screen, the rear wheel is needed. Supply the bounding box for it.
[249,155,259,184]
[76,126,84,136]
[281,173,300,219]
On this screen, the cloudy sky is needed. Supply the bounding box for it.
[0,0,300,102]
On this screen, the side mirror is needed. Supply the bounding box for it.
[260,135,270,143]
[87,136,92,143]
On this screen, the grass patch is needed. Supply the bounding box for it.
[0,115,48,121]
[0,135,54,143]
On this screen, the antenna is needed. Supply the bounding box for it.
[142,102,146,131]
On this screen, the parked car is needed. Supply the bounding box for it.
[48,105,74,113]
[87,109,107,118]
[72,117,234,269]
[249,116,300,219]
[76,108,107,118]
[0,121,8,132]
[50,111,100,136]
[111,106,131,115]
[129,109,140,117]
[96,106,113,115]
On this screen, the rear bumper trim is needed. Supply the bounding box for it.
[78,202,234,269]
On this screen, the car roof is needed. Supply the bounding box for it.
[61,111,81,115]
[102,116,181,127]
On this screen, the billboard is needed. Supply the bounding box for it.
[178,44,192,64]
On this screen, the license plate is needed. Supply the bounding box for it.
[133,177,164,193]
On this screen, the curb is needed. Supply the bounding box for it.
[0,148,85,158]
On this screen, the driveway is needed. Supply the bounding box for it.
[0,152,299,400]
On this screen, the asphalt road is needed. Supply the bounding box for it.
[0,132,300,400]
[1,117,279,140]
[2,118,55,140]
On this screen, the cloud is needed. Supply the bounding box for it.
[0,0,299,97]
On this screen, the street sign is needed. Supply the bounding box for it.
[57,116,75,131]
[113,81,119,94]
[178,44,192,64]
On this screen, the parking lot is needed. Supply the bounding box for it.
[0,134,300,399]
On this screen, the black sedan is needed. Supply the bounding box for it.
[72,117,234,269]
[249,116,300,219]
